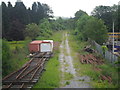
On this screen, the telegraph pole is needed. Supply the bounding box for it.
[112,21,114,54]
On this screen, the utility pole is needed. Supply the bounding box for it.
[112,21,114,54]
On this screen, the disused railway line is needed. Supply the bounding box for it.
[2,52,52,89]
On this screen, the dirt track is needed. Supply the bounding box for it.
[59,32,91,88]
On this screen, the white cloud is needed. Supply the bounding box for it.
[2,0,120,17]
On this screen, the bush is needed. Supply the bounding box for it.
[76,15,108,44]
[2,39,12,77]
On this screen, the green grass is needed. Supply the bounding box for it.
[65,81,70,85]
[68,32,89,55]
[98,64,119,87]
[8,41,25,50]
[33,53,60,88]
[64,72,74,80]
[4,40,30,76]
[67,31,119,88]
[64,63,69,67]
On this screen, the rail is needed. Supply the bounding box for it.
[2,52,52,89]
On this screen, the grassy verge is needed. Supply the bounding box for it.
[33,52,60,88]
[68,31,119,88]
[64,72,74,80]
[8,41,25,50]
[33,31,64,88]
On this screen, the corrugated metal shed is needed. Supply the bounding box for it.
[29,40,53,53]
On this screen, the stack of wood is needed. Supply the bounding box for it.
[93,67,112,83]
[83,45,96,53]
[99,74,112,83]
[80,54,104,65]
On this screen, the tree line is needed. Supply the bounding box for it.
[2,1,53,41]
[2,1,67,77]
[91,5,119,32]
[65,4,120,44]
[2,1,69,41]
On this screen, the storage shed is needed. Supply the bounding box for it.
[29,40,53,53]
[43,40,53,50]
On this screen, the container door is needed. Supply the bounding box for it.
[41,43,51,52]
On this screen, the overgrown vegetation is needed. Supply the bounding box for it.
[2,1,53,41]
[64,72,73,80]
[2,39,31,77]
[91,5,119,32]
[68,31,119,88]
[33,52,60,88]
[2,40,12,77]
[65,81,70,85]
[74,12,108,45]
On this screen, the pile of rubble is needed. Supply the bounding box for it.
[80,45,113,83]
[83,45,96,53]
[80,54,104,65]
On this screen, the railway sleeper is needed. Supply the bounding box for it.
[3,81,37,85]
[2,53,49,89]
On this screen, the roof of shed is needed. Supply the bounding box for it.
[30,40,43,44]
[30,40,51,44]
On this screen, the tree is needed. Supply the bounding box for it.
[37,2,44,19]
[2,2,9,39]
[74,10,88,21]
[7,19,25,41]
[39,19,52,37]
[24,23,40,40]
[118,4,120,31]
[31,2,53,24]
[91,5,118,32]
[2,1,53,41]
[42,3,53,18]
[76,15,91,32]
[14,1,28,24]
[84,17,108,44]
[74,10,88,29]
[76,13,108,44]
[76,15,91,40]
[66,18,75,30]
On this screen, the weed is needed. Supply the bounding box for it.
[65,81,70,85]
[64,72,73,80]
[64,63,69,67]
[78,79,85,81]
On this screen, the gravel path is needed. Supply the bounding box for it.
[59,33,91,88]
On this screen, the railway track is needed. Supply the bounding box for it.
[2,52,52,89]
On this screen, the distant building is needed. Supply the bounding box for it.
[108,32,120,41]
[107,32,120,56]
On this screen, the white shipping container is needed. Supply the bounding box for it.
[43,40,53,50]
[41,42,52,52]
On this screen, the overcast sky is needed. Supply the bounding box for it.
[2,0,120,17]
